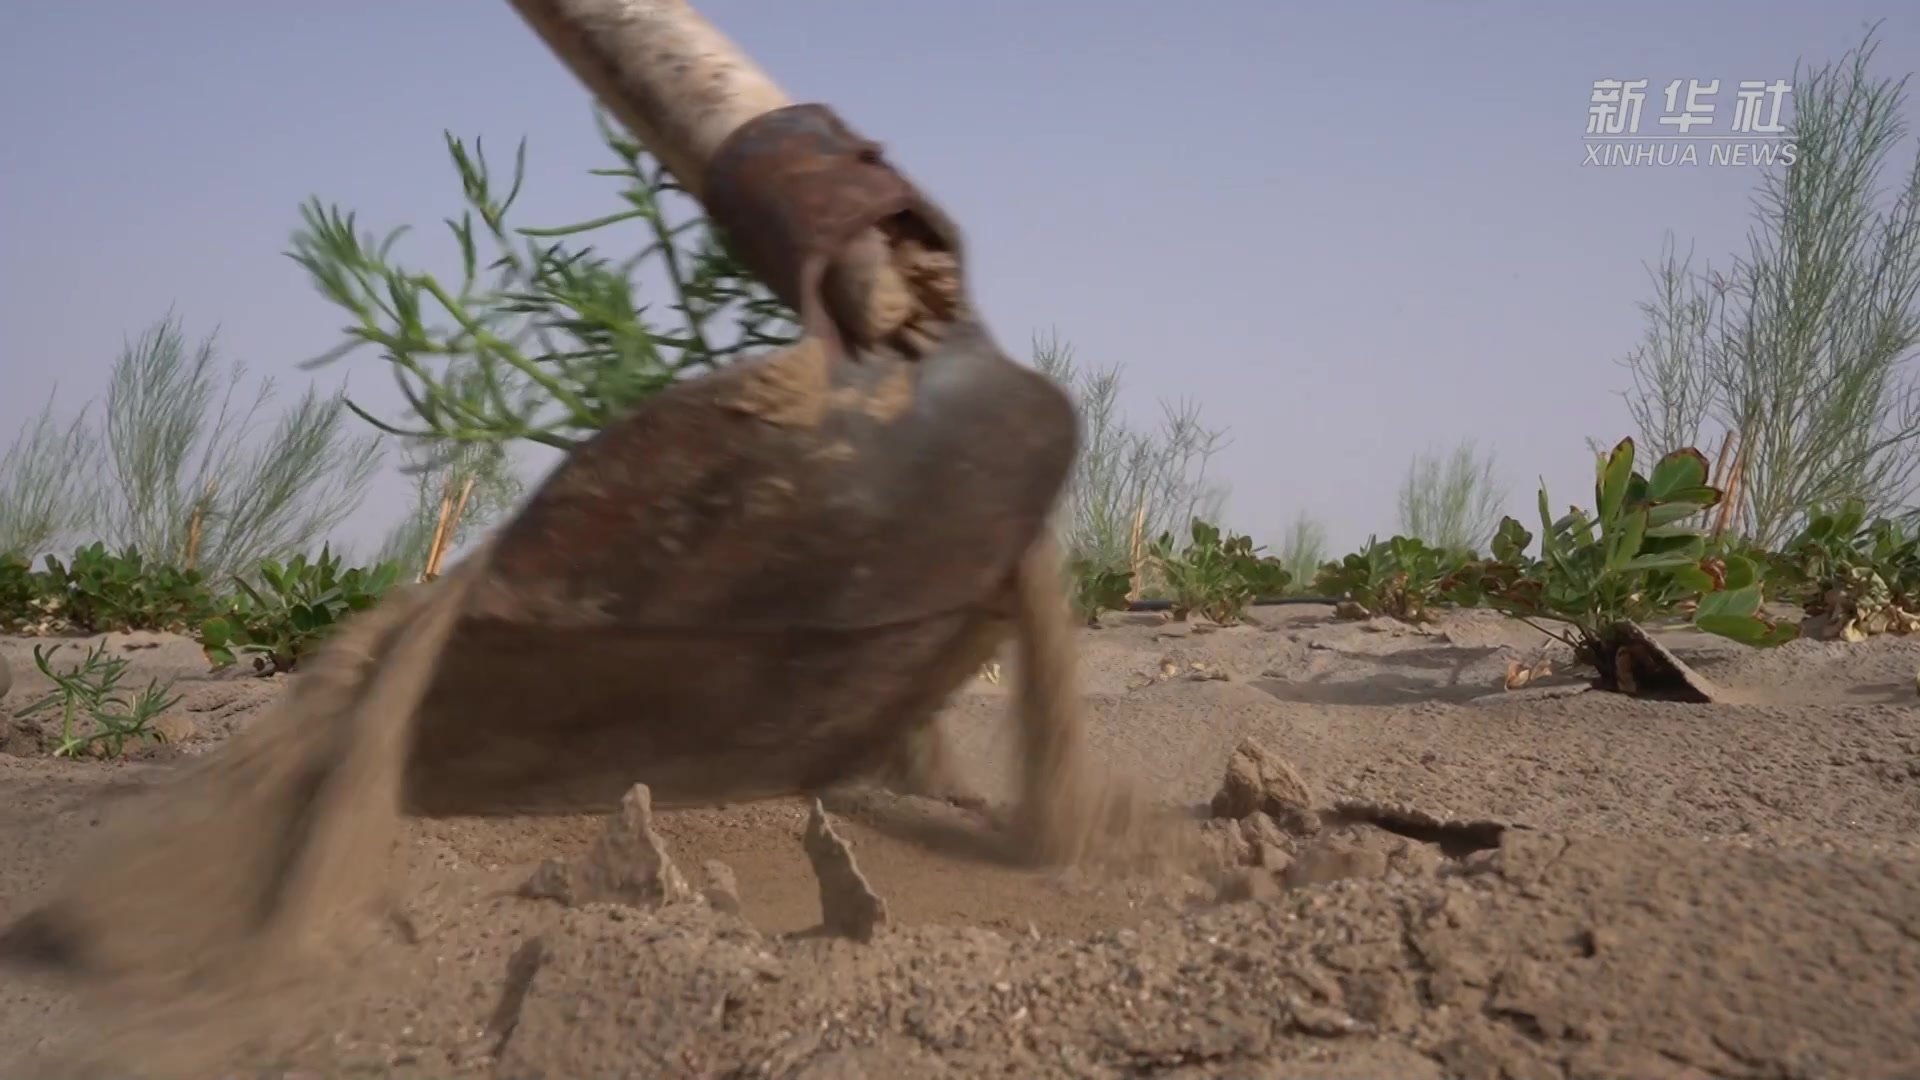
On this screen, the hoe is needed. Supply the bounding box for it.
[1,0,1118,981]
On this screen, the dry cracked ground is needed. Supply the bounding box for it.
[1,604,1917,1078]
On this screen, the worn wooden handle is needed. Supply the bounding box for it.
[507,0,789,199]
[507,0,915,343]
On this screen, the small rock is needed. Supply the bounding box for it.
[1186,661,1230,682]
[1291,1001,1365,1037]
[1200,819,1255,867]
[1381,835,1444,878]
[1256,844,1294,872]
[1240,810,1288,846]
[803,799,888,942]
[1502,657,1554,690]
[0,654,11,701]
[1210,738,1317,833]
[1460,848,1502,875]
[1240,812,1296,870]
[520,783,691,908]
[1285,829,1392,888]
[702,859,743,916]
[148,711,196,745]
[1214,868,1282,904]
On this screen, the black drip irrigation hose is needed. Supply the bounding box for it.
[1123,595,1339,612]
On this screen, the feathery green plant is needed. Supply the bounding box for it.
[288,111,797,454]
[16,642,183,759]
[1397,438,1505,556]
[1032,329,1229,568]
[0,393,100,559]
[1620,26,1920,545]
[96,313,382,581]
[1275,512,1328,595]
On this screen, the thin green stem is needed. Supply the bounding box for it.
[415,276,598,424]
[518,208,650,237]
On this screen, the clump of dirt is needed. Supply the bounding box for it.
[1204,807,1301,872]
[802,797,890,942]
[701,859,745,915]
[521,783,692,908]
[1198,738,1497,905]
[1209,736,1318,831]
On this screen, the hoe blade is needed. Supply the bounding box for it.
[403,316,1078,814]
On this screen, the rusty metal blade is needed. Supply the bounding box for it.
[401,315,1078,815]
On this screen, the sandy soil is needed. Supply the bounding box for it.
[1,606,1917,1078]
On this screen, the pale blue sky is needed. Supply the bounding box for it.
[3,3,1917,556]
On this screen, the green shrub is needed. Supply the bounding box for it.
[1769,499,1920,640]
[38,542,217,634]
[199,547,401,674]
[1067,558,1134,627]
[0,553,51,632]
[1446,438,1797,692]
[1,539,403,676]
[1314,534,1464,623]
[1147,519,1290,625]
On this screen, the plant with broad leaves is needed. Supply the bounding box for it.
[0,553,53,632]
[1313,534,1465,623]
[1147,519,1291,625]
[1768,499,1920,640]
[38,542,217,634]
[1703,530,1784,599]
[199,547,401,675]
[1068,558,1134,627]
[15,642,183,758]
[1445,437,1797,693]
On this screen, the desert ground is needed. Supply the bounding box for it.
[1,603,1917,1078]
